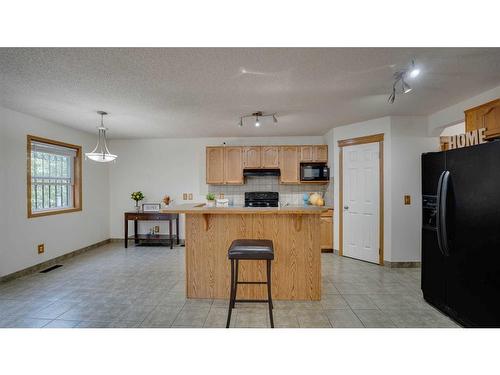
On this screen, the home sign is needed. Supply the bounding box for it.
[447,128,487,149]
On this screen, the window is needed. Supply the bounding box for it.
[27,135,82,218]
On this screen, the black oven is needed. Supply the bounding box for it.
[300,163,330,181]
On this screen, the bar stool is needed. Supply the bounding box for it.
[225,239,274,328]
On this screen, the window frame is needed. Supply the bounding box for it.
[27,135,82,218]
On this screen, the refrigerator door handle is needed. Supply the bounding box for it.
[436,171,446,256]
[440,170,451,256]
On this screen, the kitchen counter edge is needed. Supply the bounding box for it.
[160,204,333,215]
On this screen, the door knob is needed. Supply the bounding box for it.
[344,206,349,210]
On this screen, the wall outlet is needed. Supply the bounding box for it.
[154,225,160,233]
[188,193,193,200]
[183,193,188,200]
[404,195,411,205]
[37,244,45,254]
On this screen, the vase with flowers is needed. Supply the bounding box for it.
[131,191,145,212]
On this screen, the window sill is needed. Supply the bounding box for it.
[28,207,82,218]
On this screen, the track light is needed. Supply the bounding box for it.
[237,111,278,128]
[388,85,396,104]
[409,68,420,78]
[402,79,412,94]
[387,59,420,103]
[409,60,420,78]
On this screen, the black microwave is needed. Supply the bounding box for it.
[300,163,330,181]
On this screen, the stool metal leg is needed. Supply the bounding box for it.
[232,260,239,308]
[226,259,235,328]
[266,259,274,328]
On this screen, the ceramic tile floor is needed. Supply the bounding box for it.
[0,242,459,328]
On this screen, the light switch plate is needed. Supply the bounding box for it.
[183,193,188,200]
[188,193,193,200]
[37,244,45,254]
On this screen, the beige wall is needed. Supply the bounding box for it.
[0,106,110,277]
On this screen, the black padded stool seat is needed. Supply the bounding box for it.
[228,239,274,260]
[226,239,275,328]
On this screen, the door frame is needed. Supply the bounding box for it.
[338,133,384,265]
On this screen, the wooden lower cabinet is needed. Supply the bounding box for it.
[320,209,333,252]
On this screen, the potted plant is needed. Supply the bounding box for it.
[206,192,216,207]
[131,191,145,212]
[162,195,171,207]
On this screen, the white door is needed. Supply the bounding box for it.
[342,142,380,264]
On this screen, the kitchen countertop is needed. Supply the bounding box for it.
[160,203,333,215]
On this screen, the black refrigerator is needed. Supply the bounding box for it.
[421,140,500,327]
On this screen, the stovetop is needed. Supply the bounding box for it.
[244,191,279,207]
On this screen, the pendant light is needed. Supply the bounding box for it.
[85,111,117,162]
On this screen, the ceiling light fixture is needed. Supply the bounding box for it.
[402,79,412,94]
[85,111,117,163]
[387,59,420,104]
[409,60,420,78]
[238,111,278,128]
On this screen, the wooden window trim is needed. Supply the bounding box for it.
[27,135,82,218]
[338,133,384,265]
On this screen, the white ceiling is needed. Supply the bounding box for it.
[1,48,499,139]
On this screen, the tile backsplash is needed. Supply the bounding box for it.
[208,176,333,207]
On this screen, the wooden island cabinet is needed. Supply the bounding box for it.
[161,204,329,300]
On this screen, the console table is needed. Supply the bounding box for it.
[124,212,180,249]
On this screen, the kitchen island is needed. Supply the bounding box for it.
[161,204,329,301]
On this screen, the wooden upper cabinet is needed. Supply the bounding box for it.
[224,147,243,184]
[243,146,261,169]
[300,145,328,162]
[465,99,500,139]
[261,146,279,168]
[206,147,224,184]
[300,146,313,162]
[314,145,328,162]
[279,146,299,184]
[206,144,328,184]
